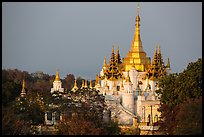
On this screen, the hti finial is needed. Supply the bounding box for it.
[137,3,140,15]
[103,57,107,67]
[112,45,115,54]
[166,58,171,68]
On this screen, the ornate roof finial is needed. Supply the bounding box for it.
[112,45,115,54]
[84,80,88,88]
[22,79,25,91]
[125,71,131,82]
[116,45,119,53]
[152,46,158,63]
[89,80,93,88]
[103,57,107,67]
[137,3,140,16]
[134,3,141,45]
[166,58,171,68]
[74,79,77,87]
[81,80,84,89]
[21,79,26,97]
[95,74,100,85]
[157,44,161,54]
[55,68,60,81]
[72,79,78,92]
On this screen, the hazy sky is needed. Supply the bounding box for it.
[2,2,202,80]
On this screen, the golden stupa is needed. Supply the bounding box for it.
[123,4,151,72]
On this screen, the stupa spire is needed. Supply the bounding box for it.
[103,57,107,67]
[72,79,78,92]
[125,71,131,83]
[133,3,141,45]
[55,68,60,81]
[81,80,84,89]
[21,79,26,97]
[84,80,88,88]
[89,80,93,88]
[112,45,114,54]
[74,79,77,88]
[166,58,170,68]
[22,79,25,91]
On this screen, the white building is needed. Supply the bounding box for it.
[50,68,64,94]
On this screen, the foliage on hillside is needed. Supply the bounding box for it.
[2,69,120,135]
[156,58,202,135]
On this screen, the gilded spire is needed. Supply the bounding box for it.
[123,3,150,72]
[72,79,78,92]
[154,46,158,57]
[95,74,100,85]
[157,44,161,54]
[89,80,93,88]
[125,71,131,82]
[115,45,122,64]
[84,80,88,88]
[166,58,170,68]
[134,3,141,44]
[21,79,26,97]
[74,79,77,87]
[116,45,119,55]
[22,79,25,91]
[81,80,84,89]
[112,45,114,54]
[55,68,60,81]
[103,57,107,67]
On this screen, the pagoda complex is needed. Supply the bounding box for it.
[95,3,172,127]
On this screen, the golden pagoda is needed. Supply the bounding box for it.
[123,4,151,72]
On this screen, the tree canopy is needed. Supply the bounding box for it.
[156,58,202,135]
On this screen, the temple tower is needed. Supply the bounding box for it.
[21,79,26,97]
[122,71,135,114]
[51,68,64,93]
[123,4,151,72]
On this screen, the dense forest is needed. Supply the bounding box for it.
[2,58,202,135]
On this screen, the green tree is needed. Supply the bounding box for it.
[156,58,202,135]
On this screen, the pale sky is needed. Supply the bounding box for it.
[2,2,202,80]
